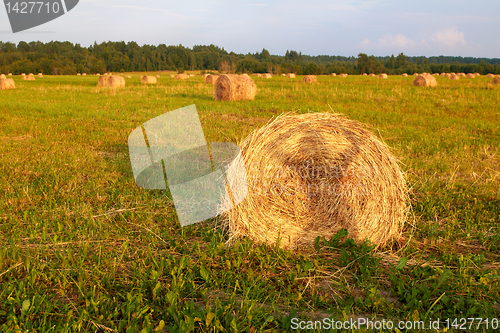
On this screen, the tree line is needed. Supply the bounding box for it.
[1,41,499,75]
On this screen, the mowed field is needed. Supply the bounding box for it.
[1,73,499,332]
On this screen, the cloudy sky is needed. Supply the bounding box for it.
[0,0,498,58]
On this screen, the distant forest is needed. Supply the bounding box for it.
[1,40,499,75]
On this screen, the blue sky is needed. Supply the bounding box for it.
[1,0,498,58]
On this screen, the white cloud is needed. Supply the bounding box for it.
[378,33,416,49]
[431,27,466,49]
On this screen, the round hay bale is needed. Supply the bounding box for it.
[202,74,209,78]
[449,74,460,80]
[96,73,100,76]
[262,73,272,79]
[205,74,219,84]
[254,73,262,77]
[440,73,446,77]
[459,73,466,77]
[169,74,175,78]
[125,75,132,78]
[286,73,296,78]
[0,74,5,79]
[141,76,157,84]
[22,75,35,81]
[82,73,87,76]
[474,73,480,76]
[175,73,190,80]
[466,73,475,78]
[8,73,12,76]
[221,112,408,249]
[486,73,495,78]
[302,75,317,83]
[281,74,286,76]
[213,74,256,101]
[330,73,337,76]
[156,75,160,78]
[241,73,250,78]
[0,78,15,90]
[413,74,437,87]
[77,73,81,76]
[432,73,439,76]
[369,73,375,77]
[362,73,367,76]
[492,77,500,84]
[38,73,43,78]
[378,74,388,79]
[21,73,25,76]
[98,75,125,87]
[402,73,408,77]
[339,74,348,78]
[413,73,418,76]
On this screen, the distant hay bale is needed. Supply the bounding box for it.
[82,73,87,76]
[440,73,446,77]
[96,73,100,76]
[413,73,418,76]
[29,73,33,76]
[170,74,175,78]
[492,77,500,84]
[449,74,460,80]
[262,73,272,79]
[474,73,480,76]
[220,112,408,249]
[369,73,375,77]
[302,75,317,83]
[141,76,157,84]
[202,74,210,78]
[213,74,256,101]
[459,73,466,77]
[8,73,12,76]
[362,73,367,76]
[0,74,5,79]
[432,73,439,76]
[339,74,348,78]
[22,75,35,81]
[205,74,219,84]
[466,73,475,78]
[77,73,81,76]
[413,74,437,87]
[286,73,296,78]
[241,73,250,78]
[378,74,388,79]
[402,73,408,77]
[156,75,160,78]
[21,73,26,76]
[0,78,15,90]
[189,74,195,77]
[125,76,132,78]
[330,73,337,76]
[281,74,286,76]
[486,73,495,78]
[175,73,190,80]
[254,74,262,77]
[98,75,125,88]
[38,73,43,78]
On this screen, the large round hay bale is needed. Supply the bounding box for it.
[492,77,500,84]
[254,73,262,77]
[98,75,125,87]
[466,73,475,78]
[141,76,157,84]
[330,73,337,76]
[221,113,408,249]
[402,73,408,77]
[378,73,388,79]
[440,73,446,77]
[369,73,375,77]
[77,73,81,76]
[413,74,437,87]
[175,73,189,80]
[213,74,256,101]
[205,75,219,84]
[362,73,367,76]
[474,73,480,76]
[449,74,460,80]
[22,75,35,81]
[82,73,87,76]
[486,73,495,78]
[303,75,317,83]
[286,73,296,78]
[262,73,272,79]
[339,74,348,78]
[459,73,466,77]
[413,73,418,76]
[0,74,5,79]
[0,78,15,90]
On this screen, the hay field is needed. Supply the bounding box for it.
[0,73,499,331]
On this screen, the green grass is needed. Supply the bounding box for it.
[0,73,499,332]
